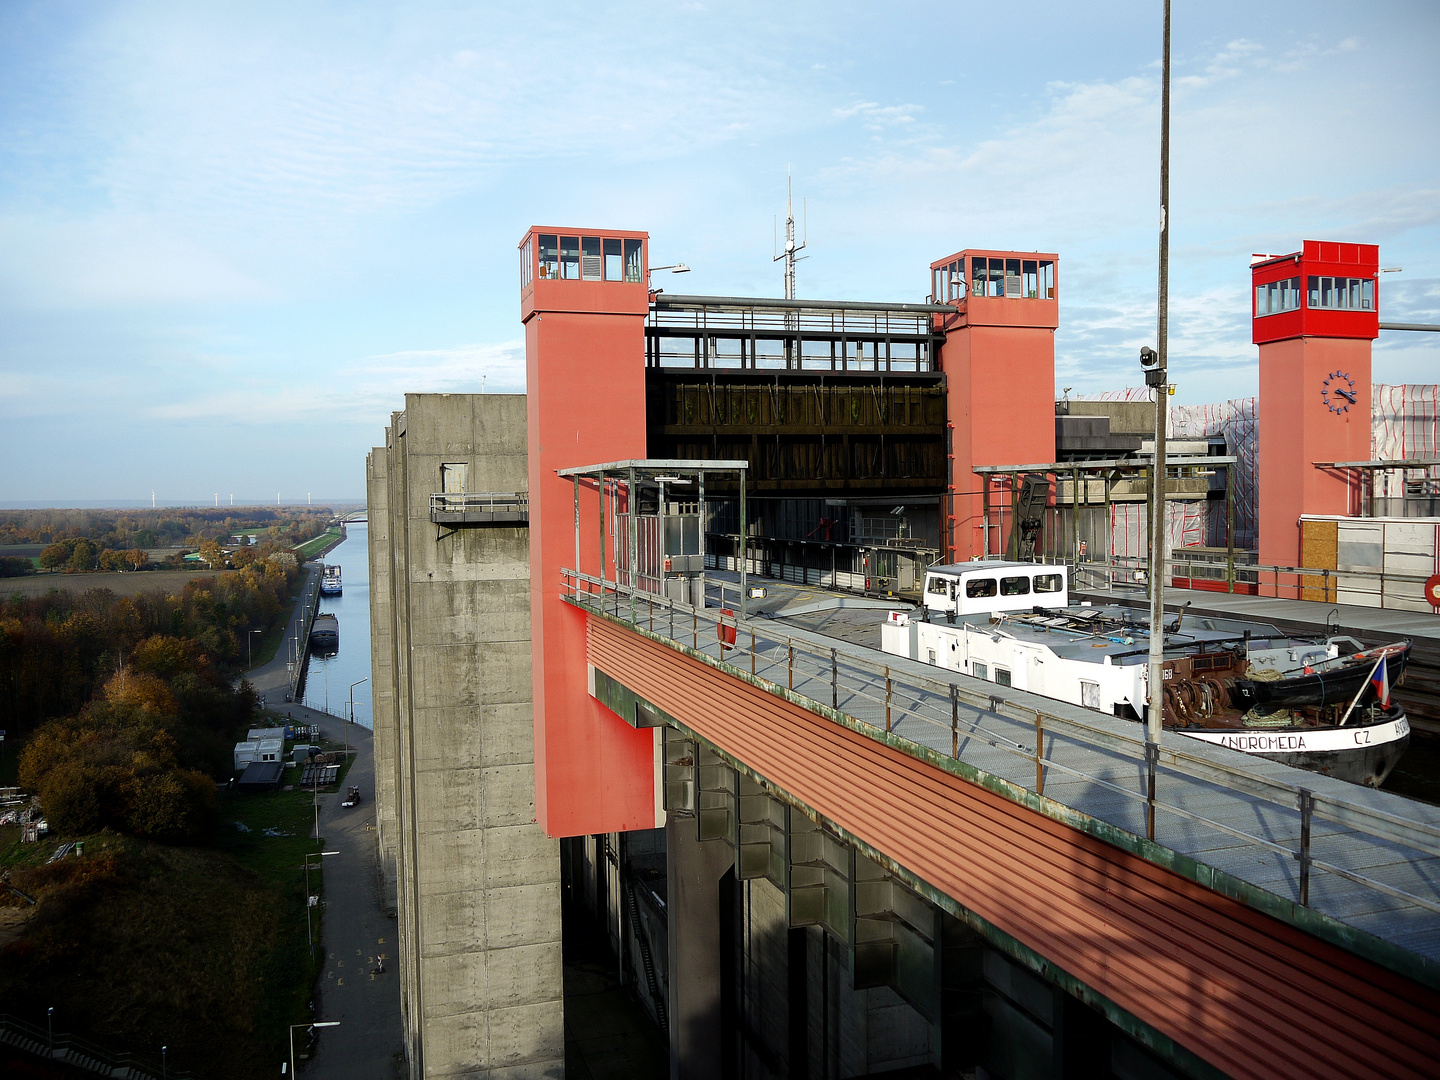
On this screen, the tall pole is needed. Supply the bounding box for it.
[1146,0,1172,745]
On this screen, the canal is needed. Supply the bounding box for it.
[305,522,373,728]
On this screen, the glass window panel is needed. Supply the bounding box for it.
[972,257,986,296]
[972,662,988,680]
[538,234,559,280]
[624,239,644,282]
[1362,279,1374,310]
[519,238,532,289]
[933,268,944,301]
[1022,260,1038,298]
[995,667,1012,687]
[560,236,580,279]
[1307,275,1320,307]
[1005,258,1022,298]
[1256,285,1267,316]
[965,577,997,598]
[603,237,623,281]
[582,236,602,281]
[1000,575,1030,595]
[1034,573,1063,593]
[1040,260,1054,299]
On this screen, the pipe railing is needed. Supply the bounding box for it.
[562,567,1440,922]
[429,491,529,515]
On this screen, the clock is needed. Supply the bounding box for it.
[1321,371,1358,414]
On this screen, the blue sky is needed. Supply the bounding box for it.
[1,1,1437,503]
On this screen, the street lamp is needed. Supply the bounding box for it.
[289,1021,339,1077]
[346,678,367,755]
[248,628,263,669]
[47,1007,53,1055]
[162,1045,168,1080]
[303,851,340,957]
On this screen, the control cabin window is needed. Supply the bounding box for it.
[1307,275,1373,311]
[969,256,1054,299]
[932,259,965,302]
[1255,276,1300,316]
[603,238,623,281]
[560,236,581,279]
[1000,575,1031,596]
[1034,573,1064,593]
[994,667,1012,687]
[519,237,533,289]
[537,234,559,280]
[582,237,602,281]
[625,239,644,282]
[965,578,997,598]
[927,575,951,596]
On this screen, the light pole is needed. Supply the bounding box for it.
[162,1045,168,1080]
[289,1021,339,1076]
[303,851,340,957]
[249,628,263,669]
[346,678,367,755]
[47,1007,53,1055]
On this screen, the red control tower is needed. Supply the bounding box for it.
[930,250,1060,560]
[1254,241,1379,569]
[520,227,659,837]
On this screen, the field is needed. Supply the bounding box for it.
[294,526,343,559]
[0,569,233,599]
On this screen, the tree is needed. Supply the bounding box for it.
[65,539,97,573]
[126,548,149,571]
[38,542,70,570]
[198,540,224,569]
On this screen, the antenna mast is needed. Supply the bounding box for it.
[773,169,807,299]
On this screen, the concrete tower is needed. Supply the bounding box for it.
[930,249,1060,561]
[1254,241,1380,569]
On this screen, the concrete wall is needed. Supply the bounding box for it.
[372,393,563,1078]
[367,443,400,913]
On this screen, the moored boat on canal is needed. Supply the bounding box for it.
[881,561,1410,787]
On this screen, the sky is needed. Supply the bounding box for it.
[1,1,1437,504]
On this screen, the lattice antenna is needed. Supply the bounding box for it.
[772,168,808,299]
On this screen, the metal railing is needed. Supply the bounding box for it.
[429,491,529,516]
[1071,551,1439,609]
[0,1013,198,1079]
[562,567,1440,927]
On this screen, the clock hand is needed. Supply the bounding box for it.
[1337,388,1357,404]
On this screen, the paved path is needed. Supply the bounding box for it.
[273,701,404,1078]
[248,563,322,709]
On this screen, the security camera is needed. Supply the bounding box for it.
[1139,345,1166,387]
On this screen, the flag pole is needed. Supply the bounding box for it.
[1337,654,1385,728]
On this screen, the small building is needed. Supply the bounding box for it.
[233,736,284,771]
[236,761,284,792]
[247,726,286,742]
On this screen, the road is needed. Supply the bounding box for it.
[247,563,321,708]
[244,567,404,1077]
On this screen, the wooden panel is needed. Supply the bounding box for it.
[1300,518,1338,602]
[587,615,1440,1080]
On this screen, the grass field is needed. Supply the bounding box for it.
[0,568,231,600]
[294,527,343,559]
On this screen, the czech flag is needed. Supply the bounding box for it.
[1369,656,1391,709]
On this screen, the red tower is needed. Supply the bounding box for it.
[1254,241,1379,569]
[521,227,659,837]
[930,250,1060,560]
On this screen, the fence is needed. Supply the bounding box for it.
[562,567,1440,932]
[0,1013,197,1079]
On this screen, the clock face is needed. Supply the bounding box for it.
[1321,371,1358,414]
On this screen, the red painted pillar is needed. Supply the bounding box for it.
[521,227,658,837]
[1254,241,1379,570]
[930,250,1059,560]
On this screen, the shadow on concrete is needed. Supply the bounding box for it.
[562,915,667,1080]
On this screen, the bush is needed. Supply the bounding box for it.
[0,555,33,577]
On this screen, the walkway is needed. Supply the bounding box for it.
[247,563,322,708]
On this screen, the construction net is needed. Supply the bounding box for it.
[1071,384,1438,554]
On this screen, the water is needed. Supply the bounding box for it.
[304,522,373,728]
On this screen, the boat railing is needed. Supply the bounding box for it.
[561,566,1440,926]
